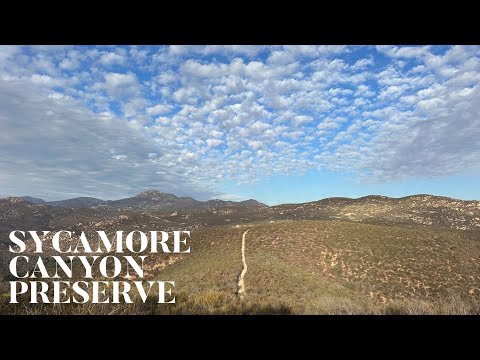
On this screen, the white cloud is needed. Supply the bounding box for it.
[203,45,264,57]
[173,86,202,105]
[30,74,66,87]
[99,52,126,66]
[377,84,409,100]
[352,57,374,69]
[206,138,223,148]
[377,45,432,59]
[102,72,139,99]
[291,115,314,127]
[283,45,347,57]
[146,104,172,115]
[112,155,127,160]
[209,130,223,138]
[59,57,80,70]
[247,140,264,150]
[267,51,296,66]
[169,45,264,57]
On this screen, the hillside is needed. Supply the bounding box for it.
[0,197,54,243]
[158,220,480,314]
[268,194,480,231]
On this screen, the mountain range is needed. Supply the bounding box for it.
[13,190,266,210]
[1,191,479,232]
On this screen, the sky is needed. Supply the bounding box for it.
[0,45,479,205]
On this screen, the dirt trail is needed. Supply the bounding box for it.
[237,229,250,300]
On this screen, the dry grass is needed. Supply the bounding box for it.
[247,220,480,302]
[2,290,477,315]
[384,294,480,315]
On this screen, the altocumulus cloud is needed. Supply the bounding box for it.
[0,45,479,200]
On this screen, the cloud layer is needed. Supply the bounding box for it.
[0,45,479,200]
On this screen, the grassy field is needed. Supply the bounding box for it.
[1,219,479,314]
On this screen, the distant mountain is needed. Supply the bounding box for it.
[134,190,178,200]
[48,197,107,208]
[21,196,47,205]
[110,190,203,210]
[109,190,267,210]
[11,190,268,210]
[206,198,266,208]
[238,199,266,207]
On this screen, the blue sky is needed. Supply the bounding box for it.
[0,45,479,204]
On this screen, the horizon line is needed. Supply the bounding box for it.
[2,191,479,207]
